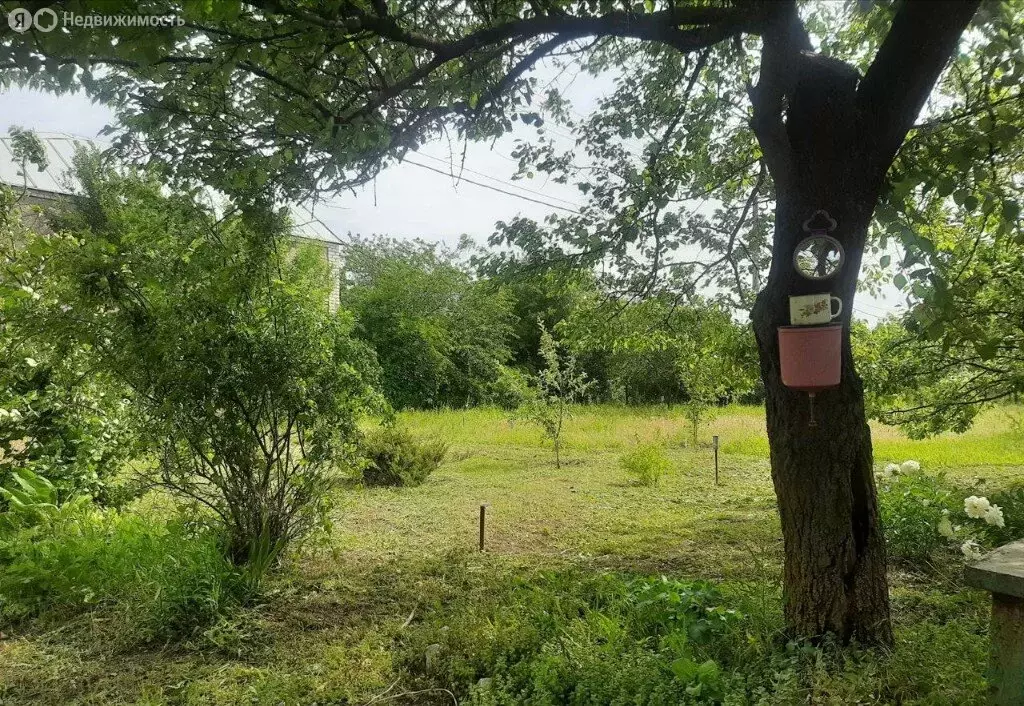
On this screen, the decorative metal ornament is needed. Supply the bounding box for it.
[793,210,845,281]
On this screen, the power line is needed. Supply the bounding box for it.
[416,151,586,210]
[402,156,588,216]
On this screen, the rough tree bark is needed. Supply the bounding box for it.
[747,1,980,642]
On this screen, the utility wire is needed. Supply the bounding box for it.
[416,151,585,210]
[402,156,588,216]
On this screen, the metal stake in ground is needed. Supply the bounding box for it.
[479,503,489,551]
[713,435,720,486]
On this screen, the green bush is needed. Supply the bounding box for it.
[360,425,447,487]
[26,159,380,566]
[878,468,961,564]
[982,484,1024,545]
[0,504,248,644]
[620,442,672,487]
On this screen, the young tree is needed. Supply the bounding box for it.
[519,322,591,468]
[10,0,1003,641]
[20,158,380,566]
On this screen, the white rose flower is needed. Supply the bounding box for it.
[937,516,955,539]
[961,540,984,561]
[882,463,900,478]
[901,460,921,473]
[965,495,992,519]
[984,504,1006,528]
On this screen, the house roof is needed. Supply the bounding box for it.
[0,132,88,197]
[0,131,344,246]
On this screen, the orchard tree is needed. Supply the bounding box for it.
[7,0,1018,642]
[519,321,592,468]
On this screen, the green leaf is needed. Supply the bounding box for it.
[893,273,907,289]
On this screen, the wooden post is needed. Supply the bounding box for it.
[713,435,720,486]
[965,539,1024,704]
[479,503,489,552]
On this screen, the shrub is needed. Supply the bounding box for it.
[878,466,961,563]
[360,425,447,487]
[0,504,247,644]
[24,158,381,566]
[620,442,672,487]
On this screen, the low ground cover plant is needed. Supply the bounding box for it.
[0,498,247,645]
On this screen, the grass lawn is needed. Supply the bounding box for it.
[2,405,1021,704]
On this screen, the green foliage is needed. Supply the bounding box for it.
[359,424,447,487]
[1,185,136,504]
[619,440,671,487]
[858,226,1024,437]
[401,571,744,706]
[341,237,516,409]
[0,467,84,532]
[558,292,760,408]
[20,157,380,565]
[0,505,247,644]
[5,126,48,186]
[877,467,961,564]
[517,322,592,468]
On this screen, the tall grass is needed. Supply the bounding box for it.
[401,404,1024,467]
[0,506,249,645]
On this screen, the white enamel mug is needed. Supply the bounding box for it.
[789,293,842,325]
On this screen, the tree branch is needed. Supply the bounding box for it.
[746,0,810,193]
[857,0,981,173]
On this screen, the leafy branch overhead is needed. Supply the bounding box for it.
[7,2,1015,311]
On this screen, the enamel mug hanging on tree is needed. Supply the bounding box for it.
[778,210,845,426]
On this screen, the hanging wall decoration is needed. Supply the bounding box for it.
[778,210,844,426]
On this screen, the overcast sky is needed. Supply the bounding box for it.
[0,84,900,323]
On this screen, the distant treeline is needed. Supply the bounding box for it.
[339,237,762,410]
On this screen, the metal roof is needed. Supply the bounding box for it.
[0,132,343,245]
[0,132,91,196]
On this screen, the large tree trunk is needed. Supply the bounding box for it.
[750,54,893,643]
[752,203,891,644]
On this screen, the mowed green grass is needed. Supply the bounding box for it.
[336,404,1024,574]
[1,405,1020,704]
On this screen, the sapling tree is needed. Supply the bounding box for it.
[677,349,718,448]
[519,322,591,468]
